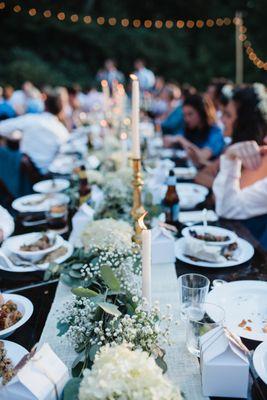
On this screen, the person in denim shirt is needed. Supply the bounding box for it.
[163,93,225,165]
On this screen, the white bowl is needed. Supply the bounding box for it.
[182,225,237,246]
[0,294,33,338]
[4,232,64,262]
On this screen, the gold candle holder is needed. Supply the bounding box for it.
[131,158,146,243]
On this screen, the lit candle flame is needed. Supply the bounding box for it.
[138,211,148,230]
[120,132,127,140]
[130,74,138,81]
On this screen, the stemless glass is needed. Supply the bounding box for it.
[46,198,68,234]
[178,273,210,320]
[186,302,225,357]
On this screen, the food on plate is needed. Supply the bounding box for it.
[0,296,22,331]
[189,229,230,242]
[22,196,48,206]
[238,319,247,328]
[0,341,15,384]
[37,246,68,264]
[221,242,238,260]
[20,234,54,252]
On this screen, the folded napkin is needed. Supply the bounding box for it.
[184,238,225,263]
[179,210,218,224]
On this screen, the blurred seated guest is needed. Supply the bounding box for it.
[0,91,69,174]
[0,145,40,202]
[152,76,165,96]
[0,205,14,242]
[96,59,125,89]
[213,139,267,248]
[151,83,181,119]
[206,78,233,113]
[0,86,16,120]
[133,59,155,92]
[164,94,224,163]
[25,84,44,114]
[161,84,196,135]
[195,84,267,186]
[83,85,104,112]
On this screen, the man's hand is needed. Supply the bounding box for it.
[225,141,267,170]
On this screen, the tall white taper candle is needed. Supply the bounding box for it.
[130,74,141,159]
[139,213,151,304]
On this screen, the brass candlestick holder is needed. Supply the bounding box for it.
[131,158,146,243]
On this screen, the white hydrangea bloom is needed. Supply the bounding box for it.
[79,343,182,400]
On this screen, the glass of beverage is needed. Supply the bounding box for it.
[186,302,225,357]
[178,273,210,320]
[46,198,68,234]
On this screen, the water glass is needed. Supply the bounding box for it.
[186,302,225,357]
[46,199,68,234]
[178,273,210,320]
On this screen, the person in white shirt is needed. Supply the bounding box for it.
[0,91,69,174]
[213,140,267,220]
[134,59,156,91]
[0,206,14,242]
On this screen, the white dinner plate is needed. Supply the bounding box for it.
[160,183,208,210]
[181,226,237,246]
[173,167,197,180]
[253,341,267,383]
[0,340,28,384]
[0,294,33,338]
[0,240,73,272]
[175,237,254,268]
[33,179,70,194]
[207,281,267,341]
[4,232,64,262]
[12,193,69,213]
[49,155,76,175]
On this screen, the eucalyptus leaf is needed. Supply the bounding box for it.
[57,321,69,337]
[43,269,52,281]
[100,265,121,291]
[98,302,121,317]
[69,270,82,279]
[89,344,99,361]
[72,351,85,369]
[71,263,85,270]
[62,378,81,400]
[72,287,98,297]
[60,273,74,287]
[155,356,168,374]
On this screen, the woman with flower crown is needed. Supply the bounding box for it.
[213,84,267,248]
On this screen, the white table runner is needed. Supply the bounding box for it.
[39,262,206,399]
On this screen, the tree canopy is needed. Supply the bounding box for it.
[0,0,266,88]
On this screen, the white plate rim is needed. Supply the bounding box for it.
[12,193,69,213]
[207,280,267,341]
[0,294,33,337]
[175,237,254,268]
[181,226,237,246]
[0,240,73,272]
[33,179,70,194]
[253,341,267,384]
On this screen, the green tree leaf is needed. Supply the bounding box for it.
[57,321,69,337]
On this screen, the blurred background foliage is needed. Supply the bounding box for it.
[0,0,266,89]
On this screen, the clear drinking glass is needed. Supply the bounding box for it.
[46,198,68,234]
[186,302,225,357]
[178,273,210,320]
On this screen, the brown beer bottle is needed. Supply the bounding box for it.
[78,165,91,206]
[162,170,180,224]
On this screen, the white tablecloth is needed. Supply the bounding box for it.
[39,262,206,399]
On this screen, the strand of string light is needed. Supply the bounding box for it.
[236,17,267,71]
[0,2,234,29]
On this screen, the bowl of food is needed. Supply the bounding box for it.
[4,232,64,262]
[0,294,33,338]
[181,226,237,246]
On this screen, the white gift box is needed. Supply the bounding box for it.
[0,343,69,400]
[69,203,95,246]
[151,226,175,264]
[200,327,249,398]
